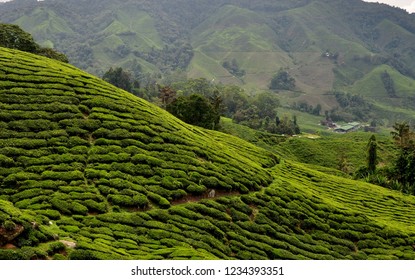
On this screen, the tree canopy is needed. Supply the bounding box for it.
[0,23,68,63]
[269,69,296,91]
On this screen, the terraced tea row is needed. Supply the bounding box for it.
[33,176,415,260]
[275,161,415,233]
[0,47,276,218]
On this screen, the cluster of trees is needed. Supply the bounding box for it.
[102,70,300,135]
[222,59,246,78]
[329,91,374,122]
[380,71,397,98]
[233,99,300,135]
[0,23,68,63]
[291,101,322,116]
[356,122,415,195]
[135,40,194,72]
[102,67,139,93]
[269,69,296,91]
[159,86,222,130]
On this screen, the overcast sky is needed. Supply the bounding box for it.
[0,0,414,13]
[364,0,415,13]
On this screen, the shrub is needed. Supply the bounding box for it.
[168,207,202,220]
[50,198,72,215]
[0,154,14,167]
[108,194,134,207]
[158,197,170,209]
[3,220,16,231]
[230,208,250,222]
[201,176,220,188]
[69,249,99,260]
[72,202,88,215]
[148,185,171,198]
[47,241,66,255]
[0,250,24,260]
[82,200,107,213]
[161,176,182,190]
[170,189,187,200]
[186,183,206,194]
[35,209,61,220]
[133,194,149,208]
[52,254,67,260]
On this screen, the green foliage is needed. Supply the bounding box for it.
[3,220,16,231]
[222,59,245,78]
[102,67,134,93]
[380,71,397,98]
[0,23,38,53]
[186,183,207,194]
[0,23,68,62]
[269,69,295,91]
[47,241,66,255]
[331,91,373,122]
[69,249,99,260]
[367,135,378,173]
[166,94,220,130]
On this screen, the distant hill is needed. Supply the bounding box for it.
[2,0,415,125]
[1,48,415,259]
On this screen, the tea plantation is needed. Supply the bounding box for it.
[1,47,415,260]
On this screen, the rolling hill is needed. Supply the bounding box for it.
[3,0,415,125]
[1,48,415,260]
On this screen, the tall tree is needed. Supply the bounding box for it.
[159,86,177,108]
[391,121,412,148]
[367,134,378,173]
[390,122,415,194]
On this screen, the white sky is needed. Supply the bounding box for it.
[0,0,414,13]
[363,0,415,13]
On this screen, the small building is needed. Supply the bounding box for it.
[334,122,360,133]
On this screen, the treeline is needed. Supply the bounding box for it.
[321,91,375,123]
[102,67,300,134]
[0,23,68,63]
[355,122,415,195]
[134,40,194,72]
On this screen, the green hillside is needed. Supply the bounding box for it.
[189,5,292,89]
[1,48,415,260]
[3,0,415,127]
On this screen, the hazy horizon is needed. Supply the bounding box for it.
[0,0,414,13]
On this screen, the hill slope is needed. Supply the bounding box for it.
[3,0,415,125]
[1,48,415,259]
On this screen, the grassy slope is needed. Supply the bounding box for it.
[342,64,415,124]
[13,7,75,48]
[220,117,395,175]
[279,132,397,172]
[189,5,292,90]
[1,48,415,260]
[12,5,162,74]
